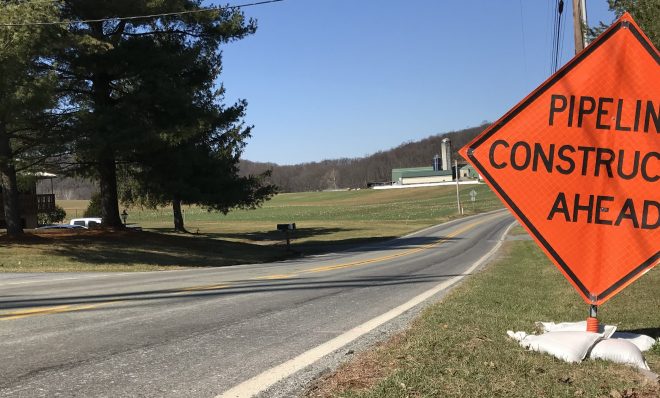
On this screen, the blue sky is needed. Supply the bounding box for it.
[218,0,615,165]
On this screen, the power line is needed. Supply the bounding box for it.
[0,0,284,27]
[546,0,554,75]
[550,0,558,74]
[518,0,527,77]
[551,0,565,74]
[558,2,566,69]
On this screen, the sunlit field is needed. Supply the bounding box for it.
[61,184,501,244]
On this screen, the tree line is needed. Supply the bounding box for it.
[41,123,489,197]
[239,124,489,192]
[1,1,275,236]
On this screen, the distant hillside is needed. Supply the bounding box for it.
[240,123,490,192]
[42,124,489,199]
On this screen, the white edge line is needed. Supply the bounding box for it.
[217,220,517,398]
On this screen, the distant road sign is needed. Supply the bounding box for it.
[460,13,659,305]
[469,189,477,202]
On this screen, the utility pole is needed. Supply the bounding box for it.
[455,159,462,215]
[572,0,588,53]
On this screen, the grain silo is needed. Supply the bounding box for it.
[433,154,441,171]
[441,138,452,171]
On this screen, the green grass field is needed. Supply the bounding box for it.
[60,184,501,247]
[2,184,502,272]
[62,184,498,223]
[308,235,660,398]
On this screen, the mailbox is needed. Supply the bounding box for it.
[277,223,296,231]
[277,223,296,251]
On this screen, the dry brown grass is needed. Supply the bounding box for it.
[305,334,408,398]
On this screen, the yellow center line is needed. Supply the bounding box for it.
[2,214,503,321]
[1,301,118,321]
[254,274,299,280]
[177,283,232,292]
[303,217,484,274]
[248,213,502,279]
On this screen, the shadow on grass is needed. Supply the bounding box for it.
[45,234,459,267]
[41,230,286,268]
[197,226,354,242]
[3,228,461,269]
[0,230,278,269]
[619,328,660,339]
[0,273,465,311]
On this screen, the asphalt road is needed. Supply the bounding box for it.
[0,210,514,398]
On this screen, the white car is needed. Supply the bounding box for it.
[68,217,142,230]
[69,217,102,228]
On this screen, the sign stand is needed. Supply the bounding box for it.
[586,305,598,333]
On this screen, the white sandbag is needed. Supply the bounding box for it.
[514,331,602,363]
[537,321,617,338]
[589,338,650,370]
[611,332,657,352]
[506,330,528,342]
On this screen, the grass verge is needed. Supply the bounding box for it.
[307,234,659,398]
[0,230,288,272]
[2,185,502,272]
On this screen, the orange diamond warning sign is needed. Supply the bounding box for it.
[460,13,659,305]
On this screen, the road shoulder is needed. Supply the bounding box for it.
[249,219,517,398]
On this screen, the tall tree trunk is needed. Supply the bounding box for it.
[172,195,187,233]
[0,166,24,236]
[89,41,123,229]
[0,128,23,236]
[98,154,122,228]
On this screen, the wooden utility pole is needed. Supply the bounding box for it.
[572,0,588,53]
[455,159,462,215]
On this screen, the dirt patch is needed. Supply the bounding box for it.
[303,333,407,398]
